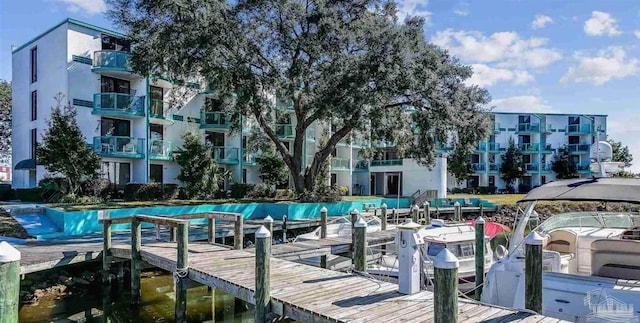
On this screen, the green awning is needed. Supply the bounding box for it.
[15,159,36,170]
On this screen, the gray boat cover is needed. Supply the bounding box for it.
[519,178,640,204]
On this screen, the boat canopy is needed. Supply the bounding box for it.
[537,212,640,233]
[519,178,640,204]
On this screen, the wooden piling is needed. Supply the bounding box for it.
[479,203,484,218]
[320,207,328,269]
[380,203,388,230]
[392,208,397,224]
[264,215,274,235]
[207,217,215,244]
[169,226,177,243]
[525,232,544,314]
[131,216,142,305]
[454,201,461,221]
[353,218,368,272]
[282,215,288,243]
[102,218,112,284]
[234,214,243,250]
[350,209,359,252]
[475,216,485,300]
[411,205,419,223]
[424,202,431,225]
[434,249,459,323]
[436,206,440,218]
[254,226,271,323]
[175,222,189,322]
[0,241,21,323]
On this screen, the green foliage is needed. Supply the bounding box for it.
[258,145,289,187]
[0,80,10,164]
[124,183,179,201]
[500,138,526,191]
[174,131,225,199]
[298,186,343,203]
[338,186,349,196]
[246,183,275,199]
[37,95,101,194]
[0,184,15,201]
[552,146,579,179]
[108,0,491,193]
[608,139,633,167]
[230,183,254,198]
[15,188,45,202]
[448,147,473,184]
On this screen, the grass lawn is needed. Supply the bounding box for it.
[449,193,525,207]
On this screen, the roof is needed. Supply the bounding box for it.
[492,111,608,118]
[520,178,640,204]
[12,18,125,54]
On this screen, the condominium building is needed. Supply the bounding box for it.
[11,18,448,197]
[466,112,607,191]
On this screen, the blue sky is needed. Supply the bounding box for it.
[2,0,640,171]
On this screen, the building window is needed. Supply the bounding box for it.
[568,116,580,125]
[150,164,163,183]
[30,90,37,121]
[101,35,130,51]
[30,47,37,83]
[518,115,530,124]
[30,128,37,159]
[101,76,130,94]
[242,168,247,183]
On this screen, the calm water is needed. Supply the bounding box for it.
[19,271,258,322]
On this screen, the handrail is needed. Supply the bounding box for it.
[410,190,421,198]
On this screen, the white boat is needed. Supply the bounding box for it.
[294,215,393,241]
[481,178,640,322]
[368,219,495,290]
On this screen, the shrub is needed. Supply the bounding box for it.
[230,183,254,198]
[39,177,70,201]
[338,186,349,196]
[56,194,103,204]
[15,188,45,202]
[274,189,294,200]
[0,184,14,201]
[298,185,342,202]
[81,178,112,198]
[246,183,274,199]
[124,183,180,201]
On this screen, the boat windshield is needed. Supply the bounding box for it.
[538,212,640,233]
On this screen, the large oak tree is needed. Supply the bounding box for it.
[108,0,491,193]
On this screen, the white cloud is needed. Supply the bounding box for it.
[396,0,432,22]
[490,96,556,114]
[532,15,553,29]
[430,29,562,69]
[453,2,469,17]
[53,0,106,15]
[466,64,533,87]
[584,11,621,36]
[561,47,639,85]
[634,30,640,39]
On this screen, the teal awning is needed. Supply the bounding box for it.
[15,159,36,170]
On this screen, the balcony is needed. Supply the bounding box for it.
[370,159,403,167]
[149,140,173,161]
[92,50,138,79]
[516,123,541,134]
[200,111,230,129]
[541,123,553,134]
[243,152,257,166]
[525,163,539,171]
[93,136,144,159]
[540,163,552,172]
[566,124,593,135]
[354,160,369,172]
[567,144,590,154]
[540,144,553,153]
[475,142,487,152]
[493,123,501,134]
[519,143,540,153]
[92,93,145,118]
[488,143,502,152]
[331,158,351,171]
[276,98,293,111]
[212,147,239,164]
[488,163,501,173]
[472,163,486,172]
[149,99,174,123]
[276,124,294,138]
[306,127,316,141]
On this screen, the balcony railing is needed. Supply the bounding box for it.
[493,123,501,134]
[200,111,230,129]
[92,93,145,117]
[93,136,144,159]
[370,159,403,166]
[567,144,590,153]
[149,140,173,160]
[541,123,553,133]
[566,124,593,135]
[212,147,239,164]
[472,163,486,172]
[540,144,553,152]
[519,143,540,152]
[488,163,501,172]
[475,142,487,151]
[276,124,294,138]
[516,123,541,133]
[331,158,351,170]
[354,160,369,171]
[149,99,173,121]
[244,152,257,165]
[525,163,539,171]
[306,127,316,141]
[92,50,131,72]
[540,163,552,172]
[488,143,501,152]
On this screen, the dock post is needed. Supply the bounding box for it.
[392,208,397,224]
[525,231,544,314]
[411,204,419,223]
[434,249,459,323]
[254,226,271,323]
[380,203,387,230]
[131,216,142,305]
[353,218,368,272]
[169,226,177,243]
[320,207,328,269]
[350,209,360,252]
[207,215,215,244]
[282,215,288,243]
[435,206,440,218]
[0,241,20,323]
[424,202,431,225]
[100,210,112,284]
[479,203,484,218]
[175,221,189,323]
[474,216,485,300]
[454,201,461,221]
[234,214,243,250]
[264,215,274,235]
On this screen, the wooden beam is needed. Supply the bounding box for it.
[175,222,189,322]
[103,218,112,284]
[0,242,21,322]
[254,227,271,323]
[234,214,244,250]
[131,216,142,305]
